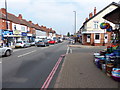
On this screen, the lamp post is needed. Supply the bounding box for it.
[5,0,8,30]
[73,11,76,35]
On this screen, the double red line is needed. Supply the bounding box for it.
[41,54,65,90]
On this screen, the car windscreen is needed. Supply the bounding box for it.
[16,41,22,43]
[38,41,43,42]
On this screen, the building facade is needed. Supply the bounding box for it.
[0,8,57,46]
[80,2,120,46]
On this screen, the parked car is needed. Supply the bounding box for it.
[36,39,49,47]
[0,46,13,56]
[15,41,31,48]
[54,39,58,44]
[49,40,56,44]
[30,41,36,46]
[58,38,63,43]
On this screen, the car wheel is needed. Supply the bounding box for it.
[23,45,26,48]
[5,50,11,56]
[44,44,46,47]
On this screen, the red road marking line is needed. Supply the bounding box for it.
[41,55,65,89]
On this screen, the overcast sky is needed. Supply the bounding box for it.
[0,0,120,35]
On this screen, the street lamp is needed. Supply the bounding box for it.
[73,11,76,35]
[5,0,8,30]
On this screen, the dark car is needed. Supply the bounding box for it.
[36,39,49,47]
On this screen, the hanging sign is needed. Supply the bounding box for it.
[100,22,110,29]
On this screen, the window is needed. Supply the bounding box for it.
[14,25,16,30]
[21,26,25,32]
[94,21,99,29]
[95,34,99,40]
[7,21,10,30]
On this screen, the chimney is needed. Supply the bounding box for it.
[86,17,88,21]
[50,28,52,30]
[35,23,39,26]
[18,14,22,19]
[94,7,96,15]
[29,20,32,23]
[89,12,93,18]
[0,8,6,14]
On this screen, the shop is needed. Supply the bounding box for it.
[2,30,15,46]
[13,29,22,42]
[93,7,120,81]
[21,32,27,41]
[27,33,36,42]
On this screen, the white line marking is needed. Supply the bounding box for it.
[41,47,49,49]
[70,49,72,53]
[66,46,69,54]
[18,50,36,57]
[13,47,35,52]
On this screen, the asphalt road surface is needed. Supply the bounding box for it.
[2,41,68,89]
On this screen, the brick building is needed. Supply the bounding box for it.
[80,2,120,46]
[0,8,56,46]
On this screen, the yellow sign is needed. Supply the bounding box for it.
[13,30,21,35]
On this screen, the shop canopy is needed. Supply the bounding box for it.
[103,7,120,24]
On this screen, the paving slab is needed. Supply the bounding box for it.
[55,53,119,88]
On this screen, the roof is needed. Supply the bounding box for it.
[83,2,120,25]
[103,7,120,24]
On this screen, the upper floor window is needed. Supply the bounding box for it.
[93,21,99,29]
[7,21,10,30]
[21,26,25,32]
[14,25,16,30]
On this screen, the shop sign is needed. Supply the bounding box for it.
[27,33,32,36]
[13,30,21,35]
[2,31,13,36]
[22,32,27,36]
[13,35,21,37]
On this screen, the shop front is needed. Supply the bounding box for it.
[2,30,14,46]
[13,29,22,42]
[21,32,27,41]
[27,33,36,42]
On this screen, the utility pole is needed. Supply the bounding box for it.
[5,0,8,30]
[73,11,76,35]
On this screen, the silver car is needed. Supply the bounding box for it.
[0,46,13,56]
[15,41,31,48]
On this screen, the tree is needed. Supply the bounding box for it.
[67,32,70,37]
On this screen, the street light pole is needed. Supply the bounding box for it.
[5,0,8,30]
[73,11,76,35]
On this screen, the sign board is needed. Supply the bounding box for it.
[13,30,21,35]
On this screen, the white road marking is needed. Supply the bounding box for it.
[13,47,35,52]
[41,47,49,49]
[18,50,36,57]
[70,49,72,53]
[66,46,70,54]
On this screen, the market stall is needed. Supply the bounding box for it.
[93,7,120,81]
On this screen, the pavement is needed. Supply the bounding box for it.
[54,43,119,88]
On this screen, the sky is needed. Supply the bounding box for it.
[0,0,120,35]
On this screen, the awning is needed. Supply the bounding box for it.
[103,7,120,24]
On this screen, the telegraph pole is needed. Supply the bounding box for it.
[73,11,76,35]
[5,0,8,30]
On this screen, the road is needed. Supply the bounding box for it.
[2,41,68,89]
